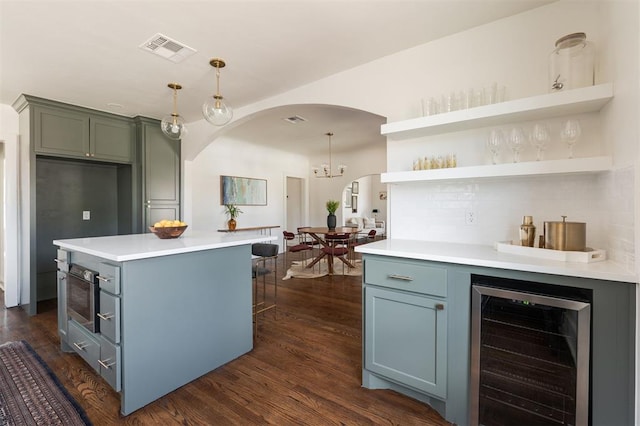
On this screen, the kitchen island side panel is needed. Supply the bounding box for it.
[119,244,252,415]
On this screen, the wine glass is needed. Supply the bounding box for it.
[507,127,527,163]
[561,119,582,159]
[487,129,503,164]
[530,123,550,161]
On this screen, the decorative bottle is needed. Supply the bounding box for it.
[520,216,536,247]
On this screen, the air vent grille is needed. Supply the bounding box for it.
[139,33,196,63]
[283,115,308,124]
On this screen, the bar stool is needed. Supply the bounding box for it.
[251,243,279,335]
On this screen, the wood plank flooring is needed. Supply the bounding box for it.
[0,256,451,425]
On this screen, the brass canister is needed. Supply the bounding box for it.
[543,215,586,251]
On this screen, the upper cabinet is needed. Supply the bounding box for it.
[381,84,614,183]
[15,95,135,163]
[135,117,181,229]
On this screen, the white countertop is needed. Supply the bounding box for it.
[356,239,638,283]
[54,231,277,262]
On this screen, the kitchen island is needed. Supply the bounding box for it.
[355,239,637,426]
[54,231,277,415]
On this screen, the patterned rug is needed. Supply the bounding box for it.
[0,340,92,425]
[282,259,363,280]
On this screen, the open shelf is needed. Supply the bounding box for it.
[381,156,612,183]
[381,84,613,140]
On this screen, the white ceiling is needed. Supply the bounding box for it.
[0,0,553,156]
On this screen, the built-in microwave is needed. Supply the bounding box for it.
[66,264,100,333]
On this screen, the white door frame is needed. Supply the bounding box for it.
[2,135,20,307]
[283,173,308,242]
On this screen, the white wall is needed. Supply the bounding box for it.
[183,128,311,235]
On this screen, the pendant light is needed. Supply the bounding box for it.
[313,132,347,178]
[160,83,187,140]
[202,58,233,126]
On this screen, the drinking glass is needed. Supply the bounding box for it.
[507,127,527,163]
[560,119,582,158]
[530,123,550,161]
[487,129,503,164]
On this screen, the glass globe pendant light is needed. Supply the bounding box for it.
[202,58,233,126]
[160,83,187,140]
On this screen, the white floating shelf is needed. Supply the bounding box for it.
[381,156,612,183]
[382,84,614,139]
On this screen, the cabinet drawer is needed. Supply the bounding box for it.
[98,263,120,295]
[98,291,120,344]
[68,320,100,372]
[99,336,121,391]
[365,258,447,297]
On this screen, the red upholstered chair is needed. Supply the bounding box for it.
[283,231,312,268]
[322,233,352,275]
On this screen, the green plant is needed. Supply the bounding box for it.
[325,200,340,215]
[223,204,243,219]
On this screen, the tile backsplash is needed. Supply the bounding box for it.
[389,168,635,272]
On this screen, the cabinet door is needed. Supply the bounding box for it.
[90,116,135,163]
[145,205,180,229]
[143,124,180,204]
[34,105,90,157]
[364,286,447,398]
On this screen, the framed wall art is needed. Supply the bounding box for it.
[351,181,359,194]
[220,175,267,205]
[351,195,358,213]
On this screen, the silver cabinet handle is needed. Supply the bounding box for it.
[387,274,413,281]
[97,276,111,283]
[53,258,63,263]
[73,341,88,351]
[98,358,115,369]
[97,312,114,321]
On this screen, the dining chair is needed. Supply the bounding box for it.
[283,230,312,268]
[251,243,279,335]
[322,233,352,275]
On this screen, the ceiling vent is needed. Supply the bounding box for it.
[139,33,196,63]
[283,115,308,124]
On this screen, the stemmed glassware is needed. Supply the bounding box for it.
[560,119,582,158]
[530,123,550,161]
[507,127,527,163]
[487,129,503,164]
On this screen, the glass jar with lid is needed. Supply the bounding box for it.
[549,32,595,92]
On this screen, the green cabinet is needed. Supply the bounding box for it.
[32,101,135,163]
[136,117,181,229]
[365,286,447,398]
[363,257,448,399]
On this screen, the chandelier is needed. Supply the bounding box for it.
[313,132,346,178]
[202,58,233,126]
[160,83,187,140]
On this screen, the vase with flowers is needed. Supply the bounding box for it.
[223,204,243,230]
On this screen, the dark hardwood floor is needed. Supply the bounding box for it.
[0,255,451,425]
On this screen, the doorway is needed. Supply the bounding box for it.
[286,176,304,235]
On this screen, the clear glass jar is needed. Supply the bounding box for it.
[549,32,595,92]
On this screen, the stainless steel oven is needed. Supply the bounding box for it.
[66,264,100,333]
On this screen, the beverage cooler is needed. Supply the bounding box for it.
[470,275,592,426]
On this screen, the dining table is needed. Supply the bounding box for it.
[298,226,359,274]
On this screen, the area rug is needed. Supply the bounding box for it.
[282,259,362,280]
[0,340,92,426]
